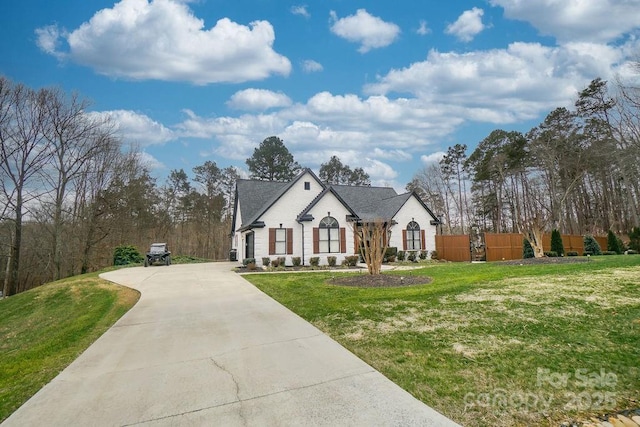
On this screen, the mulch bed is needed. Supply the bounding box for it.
[328,274,431,288]
[498,257,591,266]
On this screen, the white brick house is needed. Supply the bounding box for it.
[231,169,440,266]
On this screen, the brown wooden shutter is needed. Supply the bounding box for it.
[287,228,293,254]
[269,228,276,255]
[313,227,319,253]
[402,230,407,250]
[421,230,426,250]
[340,228,346,253]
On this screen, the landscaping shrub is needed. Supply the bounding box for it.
[544,251,558,257]
[310,257,320,267]
[397,251,406,262]
[292,257,301,266]
[419,250,428,260]
[602,251,617,255]
[407,251,417,262]
[430,250,438,260]
[327,256,337,267]
[242,258,256,268]
[113,245,143,266]
[584,235,602,255]
[344,255,359,266]
[278,256,286,267]
[262,257,271,267]
[523,239,535,259]
[607,230,622,254]
[271,258,280,268]
[384,247,397,262]
[550,229,565,256]
[566,251,578,257]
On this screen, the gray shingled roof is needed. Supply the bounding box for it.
[331,185,399,220]
[235,174,438,231]
[235,179,288,228]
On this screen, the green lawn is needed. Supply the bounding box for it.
[0,272,139,422]
[244,256,640,426]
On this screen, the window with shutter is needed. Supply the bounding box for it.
[319,216,340,253]
[406,221,421,250]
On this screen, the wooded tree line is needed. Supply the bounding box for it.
[0,77,241,295]
[0,79,372,296]
[409,76,640,250]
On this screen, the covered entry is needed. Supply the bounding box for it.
[245,231,255,260]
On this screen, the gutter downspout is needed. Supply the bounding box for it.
[300,223,305,266]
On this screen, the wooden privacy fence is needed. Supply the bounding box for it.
[435,235,470,262]
[485,233,522,261]
[436,233,608,262]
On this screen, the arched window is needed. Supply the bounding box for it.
[319,216,339,253]
[407,221,421,250]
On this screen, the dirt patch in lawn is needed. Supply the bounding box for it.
[497,256,591,265]
[328,274,431,288]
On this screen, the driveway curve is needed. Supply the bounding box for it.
[3,263,458,426]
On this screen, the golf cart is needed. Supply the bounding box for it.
[144,243,171,267]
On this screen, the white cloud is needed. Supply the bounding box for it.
[301,59,324,73]
[445,7,486,42]
[170,91,460,184]
[421,152,445,164]
[490,0,640,43]
[370,148,412,161]
[365,41,628,123]
[227,89,292,111]
[137,151,165,170]
[89,110,175,146]
[291,5,310,18]
[34,25,65,59]
[36,0,291,84]
[363,159,398,182]
[417,20,431,36]
[329,9,401,53]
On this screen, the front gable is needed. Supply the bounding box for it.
[390,192,439,252]
[257,169,325,227]
[236,169,324,231]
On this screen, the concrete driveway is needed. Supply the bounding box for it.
[3,263,459,426]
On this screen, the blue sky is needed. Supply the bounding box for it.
[2,0,639,189]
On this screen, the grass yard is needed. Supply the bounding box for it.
[244,256,640,426]
[0,272,139,422]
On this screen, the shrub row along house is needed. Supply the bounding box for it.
[231,169,440,266]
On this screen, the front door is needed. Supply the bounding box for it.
[245,231,255,259]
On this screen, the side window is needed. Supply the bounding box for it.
[407,221,421,250]
[275,228,287,254]
[319,216,339,253]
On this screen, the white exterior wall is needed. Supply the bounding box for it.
[250,172,324,265]
[231,201,242,252]
[304,192,356,266]
[389,196,437,254]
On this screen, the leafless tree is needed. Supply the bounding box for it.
[0,78,53,296]
[353,219,390,275]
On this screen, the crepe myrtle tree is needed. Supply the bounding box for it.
[352,219,391,275]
